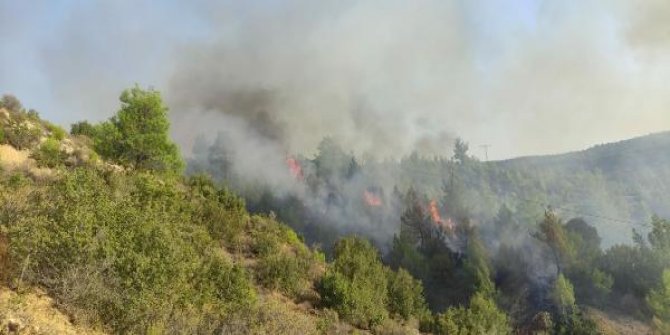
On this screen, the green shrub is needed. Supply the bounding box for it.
[187,174,247,247]
[31,137,66,168]
[552,274,576,314]
[387,268,428,321]
[554,309,598,335]
[431,292,511,335]
[70,120,97,138]
[6,172,31,188]
[0,127,5,144]
[45,122,66,140]
[249,216,285,256]
[4,119,41,149]
[4,168,258,333]
[26,109,39,120]
[318,236,389,329]
[93,86,184,174]
[648,269,670,334]
[256,246,320,298]
[196,250,257,313]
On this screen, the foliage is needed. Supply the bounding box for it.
[4,118,41,150]
[463,227,495,296]
[93,86,184,174]
[551,274,576,314]
[554,309,598,335]
[319,236,389,328]
[31,137,66,168]
[2,168,257,333]
[431,292,511,335]
[590,268,613,294]
[185,174,247,247]
[452,138,471,165]
[386,268,428,321]
[70,120,97,138]
[533,211,574,276]
[44,122,66,140]
[254,225,321,298]
[647,269,670,333]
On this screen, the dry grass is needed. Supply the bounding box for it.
[0,144,54,181]
[0,287,107,335]
[585,307,653,335]
[0,145,31,170]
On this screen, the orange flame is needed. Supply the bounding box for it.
[429,200,442,224]
[364,191,382,207]
[429,200,454,230]
[286,156,303,180]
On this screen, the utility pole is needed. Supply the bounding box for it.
[479,144,491,161]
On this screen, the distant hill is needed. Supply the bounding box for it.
[498,131,670,179]
[334,131,670,247]
[491,131,670,244]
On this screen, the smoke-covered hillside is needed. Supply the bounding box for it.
[493,131,670,244]
[189,122,670,333]
[191,131,670,250]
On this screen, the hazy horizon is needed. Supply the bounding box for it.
[2,1,670,160]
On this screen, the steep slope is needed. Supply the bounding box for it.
[0,98,425,335]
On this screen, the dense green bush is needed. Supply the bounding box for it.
[44,122,66,140]
[256,245,321,298]
[431,292,511,335]
[186,174,247,247]
[319,236,389,328]
[3,168,257,333]
[93,86,184,174]
[386,268,428,321]
[554,309,598,335]
[246,213,322,298]
[70,120,97,138]
[552,274,576,313]
[648,269,670,333]
[31,137,66,168]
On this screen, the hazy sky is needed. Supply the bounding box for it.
[1,0,669,160]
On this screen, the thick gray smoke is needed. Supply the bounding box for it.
[168,1,470,160]
[2,0,670,248]
[159,2,670,231]
[2,1,669,161]
[165,0,670,164]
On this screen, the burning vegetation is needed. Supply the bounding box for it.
[285,155,303,180]
[363,190,383,207]
[191,130,670,334]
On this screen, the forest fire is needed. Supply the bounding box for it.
[363,190,382,207]
[286,156,303,180]
[429,200,454,230]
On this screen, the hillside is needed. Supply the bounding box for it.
[0,93,430,334]
[2,91,667,334]
[490,131,670,245]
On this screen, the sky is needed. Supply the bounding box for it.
[1,0,669,160]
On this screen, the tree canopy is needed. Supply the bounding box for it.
[95,86,184,174]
